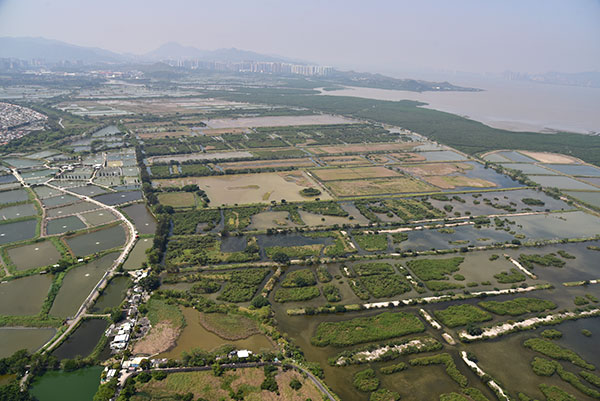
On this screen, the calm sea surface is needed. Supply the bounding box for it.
[323,78,600,134]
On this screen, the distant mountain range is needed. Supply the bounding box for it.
[0,37,124,63]
[0,37,298,64]
[144,42,296,63]
[0,37,476,92]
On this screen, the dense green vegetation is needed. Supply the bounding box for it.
[519,253,566,269]
[541,329,563,339]
[281,268,316,288]
[353,233,388,252]
[494,268,526,283]
[406,257,464,281]
[479,298,557,316]
[274,286,320,303]
[301,200,348,216]
[524,338,595,370]
[580,371,600,388]
[316,266,332,282]
[353,368,379,392]
[354,263,395,276]
[217,268,270,303]
[539,384,577,401]
[171,209,221,234]
[362,275,411,298]
[522,198,545,206]
[322,284,341,302]
[380,362,408,375]
[311,311,425,347]
[369,388,401,401]
[434,304,492,327]
[190,278,221,294]
[352,262,411,298]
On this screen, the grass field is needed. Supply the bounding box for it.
[198,312,259,340]
[157,192,196,208]
[326,177,436,196]
[131,368,323,401]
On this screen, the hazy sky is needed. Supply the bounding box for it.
[0,0,599,74]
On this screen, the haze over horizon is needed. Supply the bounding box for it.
[0,0,599,76]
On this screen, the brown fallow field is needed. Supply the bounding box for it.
[311,166,400,181]
[217,157,317,170]
[399,162,474,176]
[320,155,367,166]
[325,176,437,196]
[308,141,421,155]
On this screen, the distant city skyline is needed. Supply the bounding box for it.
[0,0,598,75]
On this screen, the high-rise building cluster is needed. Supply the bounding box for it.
[165,59,333,76]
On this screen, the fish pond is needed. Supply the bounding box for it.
[30,366,103,401]
[51,319,108,360]
[0,327,56,358]
[0,202,37,220]
[65,225,126,256]
[49,252,119,318]
[91,275,131,312]
[0,218,37,244]
[0,274,52,315]
[123,237,152,270]
[6,239,62,271]
[121,203,156,234]
[46,216,86,235]
[0,188,29,204]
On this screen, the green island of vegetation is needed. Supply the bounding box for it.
[311,311,425,347]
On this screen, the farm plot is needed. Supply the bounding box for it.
[311,166,399,181]
[154,171,330,205]
[309,141,418,155]
[218,158,316,170]
[325,177,436,197]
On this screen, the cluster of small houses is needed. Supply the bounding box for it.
[100,268,258,386]
[107,269,150,351]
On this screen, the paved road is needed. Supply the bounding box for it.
[41,181,138,353]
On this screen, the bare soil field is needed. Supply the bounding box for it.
[424,175,497,189]
[326,177,436,196]
[321,155,367,166]
[518,151,582,164]
[311,166,400,181]
[154,171,330,205]
[133,322,181,356]
[390,152,427,162]
[203,114,357,128]
[309,141,419,155]
[400,162,474,176]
